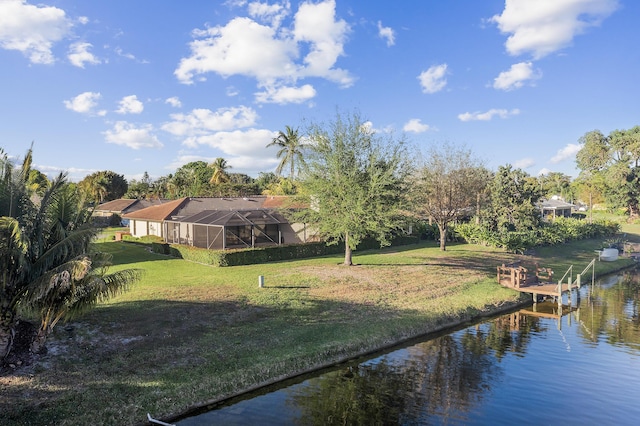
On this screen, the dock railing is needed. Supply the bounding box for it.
[556,265,573,294]
[574,258,596,289]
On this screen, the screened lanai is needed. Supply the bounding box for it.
[164,209,285,250]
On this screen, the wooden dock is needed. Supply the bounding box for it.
[497,259,596,305]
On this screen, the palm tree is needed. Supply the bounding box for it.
[0,149,140,360]
[267,126,306,179]
[209,157,231,185]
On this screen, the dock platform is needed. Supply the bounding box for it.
[497,259,596,305]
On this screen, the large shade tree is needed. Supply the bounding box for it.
[487,165,543,232]
[413,144,490,251]
[575,126,640,218]
[0,148,140,361]
[79,170,128,205]
[295,111,410,266]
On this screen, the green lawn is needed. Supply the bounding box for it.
[1,237,635,425]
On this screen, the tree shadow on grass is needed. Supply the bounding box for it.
[4,297,446,425]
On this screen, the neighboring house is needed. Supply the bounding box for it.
[122,198,189,239]
[539,199,575,219]
[93,198,169,218]
[123,196,316,249]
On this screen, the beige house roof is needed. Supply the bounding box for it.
[95,199,138,213]
[95,198,169,214]
[123,198,188,221]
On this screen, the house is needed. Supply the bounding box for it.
[123,196,316,249]
[122,198,189,238]
[539,199,575,219]
[93,198,169,219]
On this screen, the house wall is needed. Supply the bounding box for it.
[166,222,192,245]
[282,222,320,244]
[129,219,163,238]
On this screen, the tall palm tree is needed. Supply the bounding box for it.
[267,126,306,179]
[0,150,140,360]
[209,157,231,185]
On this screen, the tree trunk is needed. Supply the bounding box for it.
[0,309,16,359]
[29,326,48,355]
[438,224,447,251]
[343,232,353,266]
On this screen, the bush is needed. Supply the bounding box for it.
[167,235,419,267]
[455,218,620,252]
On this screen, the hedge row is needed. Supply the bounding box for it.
[159,235,419,267]
[455,217,620,253]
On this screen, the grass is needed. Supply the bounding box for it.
[1,236,636,425]
[94,226,129,243]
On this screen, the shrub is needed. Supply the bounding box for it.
[455,217,620,251]
[167,236,419,267]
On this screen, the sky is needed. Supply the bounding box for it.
[1,0,638,182]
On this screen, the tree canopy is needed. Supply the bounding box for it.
[487,165,543,232]
[575,126,640,217]
[78,170,128,205]
[0,148,140,361]
[294,111,410,265]
[413,144,489,250]
[268,125,307,179]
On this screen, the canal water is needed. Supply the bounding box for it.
[176,269,640,425]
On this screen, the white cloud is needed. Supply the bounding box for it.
[418,64,448,94]
[67,41,100,68]
[116,95,144,114]
[403,119,430,133]
[538,168,552,176]
[514,158,535,169]
[493,62,542,91]
[490,0,619,59]
[247,1,290,27]
[377,21,395,46]
[63,91,106,116]
[255,84,316,104]
[35,163,96,181]
[114,47,136,60]
[187,128,278,156]
[165,96,182,108]
[458,108,520,122]
[0,0,73,64]
[166,152,278,177]
[103,121,163,149]
[175,17,297,84]
[174,0,353,102]
[162,106,259,137]
[550,143,581,163]
[292,0,352,85]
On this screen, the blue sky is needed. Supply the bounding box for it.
[1,0,637,182]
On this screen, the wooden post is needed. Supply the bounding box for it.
[576,273,581,289]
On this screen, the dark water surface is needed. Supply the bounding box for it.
[177,270,640,425]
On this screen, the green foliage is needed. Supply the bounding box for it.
[294,110,411,265]
[167,236,419,267]
[267,125,307,179]
[412,143,489,251]
[486,165,543,232]
[575,126,640,216]
[79,170,128,204]
[0,148,139,359]
[456,217,620,253]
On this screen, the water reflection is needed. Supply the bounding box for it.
[178,269,640,425]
